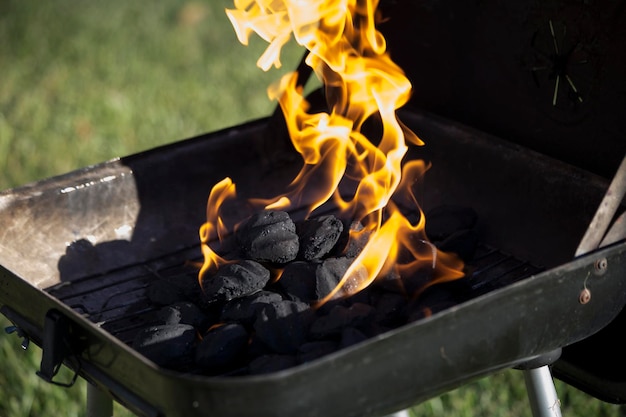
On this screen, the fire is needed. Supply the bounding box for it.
[198,177,236,278]
[199,0,464,303]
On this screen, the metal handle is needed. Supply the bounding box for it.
[576,154,626,256]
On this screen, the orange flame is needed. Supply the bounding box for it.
[198,177,236,281]
[199,0,464,303]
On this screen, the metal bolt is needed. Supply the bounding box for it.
[579,288,591,304]
[594,258,608,275]
[5,325,30,350]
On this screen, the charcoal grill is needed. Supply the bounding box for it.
[2,1,626,416]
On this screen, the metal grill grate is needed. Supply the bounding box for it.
[45,242,542,347]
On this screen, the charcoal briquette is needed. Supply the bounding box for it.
[155,301,214,330]
[253,300,314,354]
[436,228,479,262]
[373,293,408,326]
[296,215,344,261]
[133,324,197,367]
[337,221,371,258]
[195,323,249,371]
[201,260,270,303]
[220,290,283,325]
[237,210,299,263]
[278,257,351,303]
[406,286,458,323]
[278,261,319,302]
[315,257,352,300]
[310,302,375,338]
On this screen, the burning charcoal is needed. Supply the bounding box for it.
[220,291,283,325]
[310,303,375,338]
[155,301,214,331]
[248,354,298,375]
[195,323,249,372]
[279,257,352,303]
[133,324,197,367]
[298,340,338,363]
[437,229,479,262]
[425,205,478,241]
[373,293,407,327]
[316,257,353,300]
[375,268,405,294]
[253,300,314,354]
[331,220,371,258]
[237,210,299,264]
[201,260,270,304]
[277,261,318,302]
[296,215,344,261]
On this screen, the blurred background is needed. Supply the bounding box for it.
[0,1,624,416]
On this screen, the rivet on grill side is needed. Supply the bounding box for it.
[594,258,608,276]
[579,288,592,304]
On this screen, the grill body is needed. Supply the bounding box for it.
[1,110,625,417]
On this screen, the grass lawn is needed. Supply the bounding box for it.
[0,1,624,416]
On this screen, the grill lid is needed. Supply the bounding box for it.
[380,0,626,179]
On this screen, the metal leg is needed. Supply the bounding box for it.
[87,382,114,417]
[523,366,562,417]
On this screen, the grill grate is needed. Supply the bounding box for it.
[45,242,542,347]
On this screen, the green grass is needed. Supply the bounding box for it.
[0,1,624,416]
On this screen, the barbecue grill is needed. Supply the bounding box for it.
[2,1,626,416]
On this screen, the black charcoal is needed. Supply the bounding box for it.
[310,303,375,338]
[315,257,352,300]
[201,260,270,303]
[338,221,371,258]
[254,300,314,354]
[296,215,344,261]
[155,301,213,330]
[373,293,407,326]
[133,324,197,366]
[406,286,457,323]
[221,291,283,325]
[437,229,479,262]
[278,257,351,303]
[278,261,319,302]
[195,323,249,371]
[237,210,299,263]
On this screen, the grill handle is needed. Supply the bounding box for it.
[35,309,81,387]
[576,154,626,256]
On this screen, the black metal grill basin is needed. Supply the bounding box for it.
[1,109,625,417]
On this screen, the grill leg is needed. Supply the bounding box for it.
[87,382,114,417]
[523,366,562,417]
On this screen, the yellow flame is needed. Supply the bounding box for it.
[198,177,237,282]
[202,0,464,303]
